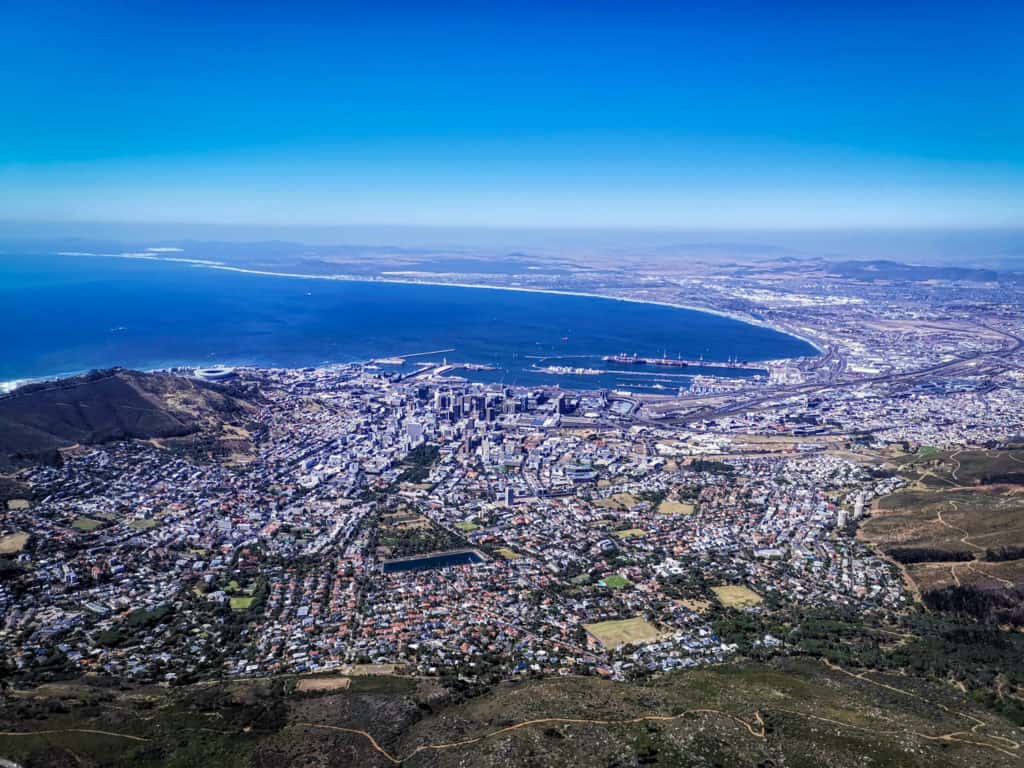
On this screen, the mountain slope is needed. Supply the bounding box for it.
[0,368,255,466]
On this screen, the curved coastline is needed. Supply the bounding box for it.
[192,261,826,355]
[0,254,821,392]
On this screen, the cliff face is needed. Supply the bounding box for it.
[0,369,256,466]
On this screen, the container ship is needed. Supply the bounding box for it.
[602,353,689,368]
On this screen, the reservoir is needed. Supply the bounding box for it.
[382,549,485,573]
[0,253,818,393]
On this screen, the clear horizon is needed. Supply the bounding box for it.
[2,1,1022,230]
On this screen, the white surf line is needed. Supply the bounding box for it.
[58,250,828,354]
[187,261,827,355]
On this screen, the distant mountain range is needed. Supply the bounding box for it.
[824,260,1022,284]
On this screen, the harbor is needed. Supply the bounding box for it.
[602,353,764,370]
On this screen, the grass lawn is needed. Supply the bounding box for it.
[596,492,640,510]
[347,675,417,695]
[229,596,255,611]
[496,548,522,560]
[614,528,647,539]
[584,617,661,648]
[711,584,763,608]
[455,521,480,532]
[658,500,695,515]
[0,532,29,554]
[601,574,631,589]
[72,517,103,532]
[128,518,158,530]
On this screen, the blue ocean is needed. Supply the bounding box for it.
[0,253,815,392]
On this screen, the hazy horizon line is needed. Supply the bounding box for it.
[3,219,1024,267]
[4,218,1023,236]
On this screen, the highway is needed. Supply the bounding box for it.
[644,322,1024,425]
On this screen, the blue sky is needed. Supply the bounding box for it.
[1,0,1022,229]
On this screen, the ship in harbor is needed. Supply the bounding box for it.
[534,365,603,375]
[602,353,689,368]
[602,353,759,370]
[602,353,647,365]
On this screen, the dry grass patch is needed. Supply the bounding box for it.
[345,663,397,676]
[596,493,640,510]
[584,617,662,649]
[712,585,763,608]
[221,424,251,439]
[6,499,29,510]
[0,532,29,554]
[296,676,351,692]
[658,500,695,515]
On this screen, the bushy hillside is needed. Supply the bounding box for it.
[0,369,255,466]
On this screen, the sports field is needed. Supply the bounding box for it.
[229,596,255,611]
[601,574,631,589]
[711,585,763,608]
[584,617,661,648]
[0,532,29,554]
[658,500,695,515]
[72,517,103,532]
[296,676,351,692]
[614,528,647,539]
[496,547,521,560]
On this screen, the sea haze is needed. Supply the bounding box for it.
[0,253,816,392]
